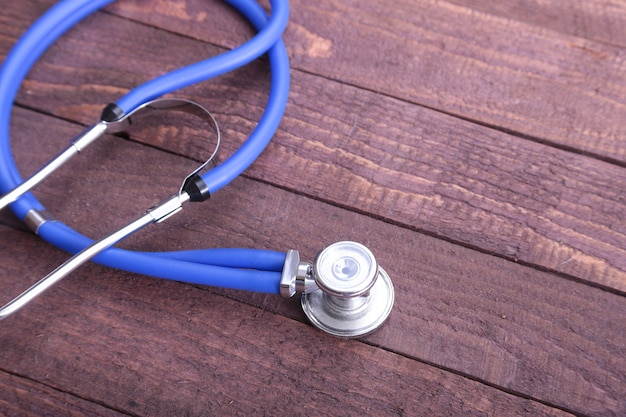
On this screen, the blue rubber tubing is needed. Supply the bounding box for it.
[0,0,291,293]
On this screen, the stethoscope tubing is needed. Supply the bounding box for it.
[0,0,291,293]
[0,0,115,218]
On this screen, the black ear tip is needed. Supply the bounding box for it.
[100,103,125,122]
[183,174,211,202]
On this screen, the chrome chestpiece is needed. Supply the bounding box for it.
[281,241,395,338]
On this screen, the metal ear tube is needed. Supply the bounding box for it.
[0,99,220,322]
[281,241,395,338]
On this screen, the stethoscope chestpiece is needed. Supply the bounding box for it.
[282,241,394,338]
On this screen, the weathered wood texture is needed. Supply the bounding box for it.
[1,1,625,416]
[0,226,576,417]
[448,0,626,47]
[107,0,626,164]
[2,108,624,416]
[2,1,625,293]
[0,373,126,417]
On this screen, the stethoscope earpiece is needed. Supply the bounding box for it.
[281,241,394,338]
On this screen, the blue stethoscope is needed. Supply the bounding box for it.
[0,0,393,337]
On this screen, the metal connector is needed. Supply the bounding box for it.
[280,250,318,298]
[23,209,55,235]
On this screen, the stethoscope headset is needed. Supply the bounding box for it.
[0,0,394,338]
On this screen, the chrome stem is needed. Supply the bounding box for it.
[0,193,189,321]
[0,98,220,212]
[0,98,219,321]
[0,123,108,212]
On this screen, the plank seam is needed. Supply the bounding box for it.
[0,367,139,417]
[101,4,626,169]
[369,343,583,417]
[244,175,626,298]
[291,67,626,169]
[168,283,584,416]
[9,101,626,298]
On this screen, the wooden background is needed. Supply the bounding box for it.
[1,1,625,416]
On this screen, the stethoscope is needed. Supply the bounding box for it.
[0,0,394,338]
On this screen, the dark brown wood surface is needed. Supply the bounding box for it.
[1,1,624,416]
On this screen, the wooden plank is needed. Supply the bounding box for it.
[0,226,575,417]
[259,72,626,292]
[3,108,625,416]
[6,0,626,164]
[2,3,625,415]
[0,372,126,417]
[103,0,626,164]
[446,0,626,47]
[2,9,623,292]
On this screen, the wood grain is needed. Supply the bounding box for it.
[3,108,625,416]
[447,0,626,47]
[105,0,626,164]
[7,0,626,164]
[2,8,623,292]
[0,225,576,417]
[0,373,125,417]
[1,1,625,416]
